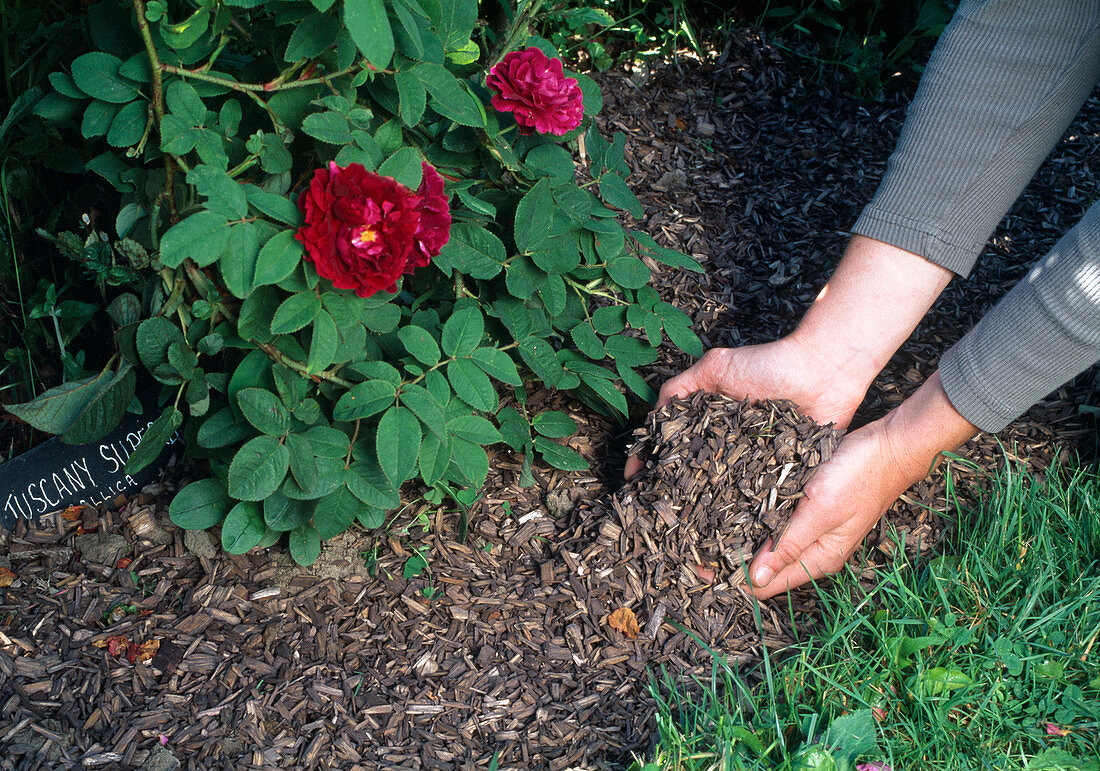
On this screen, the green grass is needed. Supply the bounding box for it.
[634,456,1100,770]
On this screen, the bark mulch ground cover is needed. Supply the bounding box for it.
[2,28,1099,770]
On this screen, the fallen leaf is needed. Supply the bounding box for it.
[132,639,160,664]
[116,557,132,569]
[608,607,640,639]
[1045,722,1070,736]
[106,635,129,657]
[61,505,84,521]
[0,567,15,587]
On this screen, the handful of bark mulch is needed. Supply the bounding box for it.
[591,393,841,655]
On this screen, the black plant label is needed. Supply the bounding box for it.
[1,394,181,531]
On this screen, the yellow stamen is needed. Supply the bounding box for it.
[351,225,378,247]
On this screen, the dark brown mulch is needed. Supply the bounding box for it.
[3,27,1099,770]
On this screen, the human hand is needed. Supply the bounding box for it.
[749,371,978,599]
[624,336,869,479]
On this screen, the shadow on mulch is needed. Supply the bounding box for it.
[3,27,1099,770]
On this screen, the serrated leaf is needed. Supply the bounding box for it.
[218,222,261,298]
[229,435,290,501]
[81,100,118,138]
[246,186,301,227]
[197,406,255,448]
[446,358,497,411]
[5,369,112,436]
[264,491,311,532]
[106,100,147,147]
[533,411,576,439]
[333,379,396,421]
[395,68,427,126]
[302,111,353,144]
[124,405,182,475]
[222,501,265,554]
[664,317,704,357]
[377,147,423,189]
[514,179,554,252]
[603,334,658,367]
[398,324,441,365]
[236,387,290,435]
[313,484,359,540]
[418,432,450,486]
[570,321,605,359]
[344,0,394,69]
[164,79,206,126]
[448,436,488,487]
[303,425,351,458]
[347,460,400,509]
[187,164,248,219]
[441,306,483,356]
[534,435,587,471]
[307,310,339,373]
[62,364,136,444]
[377,406,421,486]
[446,414,500,445]
[270,292,321,334]
[607,254,650,289]
[470,347,521,386]
[413,62,484,127]
[159,210,231,268]
[400,384,446,440]
[169,478,232,530]
[289,524,321,565]
[580,371,628,416]
[437,223,505,279]
[71,52,140,103]
[599,172,644,218]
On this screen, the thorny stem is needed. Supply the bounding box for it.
[345,419,360,468]
[160,62,367,93]
[256,341,354,388]
[132,0,178,224]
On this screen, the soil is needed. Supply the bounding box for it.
[2,28,1098,771]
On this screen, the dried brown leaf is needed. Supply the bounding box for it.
[607,607,640,639]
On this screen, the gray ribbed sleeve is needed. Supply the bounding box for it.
[941,203,1100,432]
[853,0,1100,277]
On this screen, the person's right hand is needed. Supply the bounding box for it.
[624,335,870,479]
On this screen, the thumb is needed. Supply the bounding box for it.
[749,502,824,588]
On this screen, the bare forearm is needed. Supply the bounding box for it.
[788,235,954,399]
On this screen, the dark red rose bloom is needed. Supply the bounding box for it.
[295,161,451,297]
[486,47,584,135]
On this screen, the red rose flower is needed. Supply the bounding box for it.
[486,47,584,135]
[295,161,451,297]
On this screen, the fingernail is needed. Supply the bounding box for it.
[753,566,774,586]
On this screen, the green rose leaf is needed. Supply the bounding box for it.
[344,0,394,70]
[333,380,397,421]
[441,305,484,357]
[400,384,446,440]
[271,292,321,334]
[187,164,248,219]
[124,405,182,475]
[533,435,588,471]
[219,222,262,299]
[448,437,488,487]
[159,210,231,268]
[533,411,576,439]
[106,100,147,148]
[598,172,644,218]
[264,492,311,532]
[418,432,451,487]
[413,62,484,127]
[289,524,322,566]
[169,478,233,530]
[447,414,501,445]
[377,405,422,486]
[71,52,140,103]
[313,484,360,540]
[197,406,256,448]
[347,460,400,509]
[307,310,339,373]
[447,358,497,412]
[236,387,290,435]
[164,80,206,126]
[221,501,266,554]
[470,347,522,386]
[607,254,651,289]
[436,223,505,279]
[61,364,137,444]
[514,179,554,253]
[398,324,441,365]
[254,230,304,287]
[229,435,290,501]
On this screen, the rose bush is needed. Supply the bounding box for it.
[11,0,704,565]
